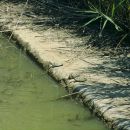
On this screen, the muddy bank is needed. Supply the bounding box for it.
[0,2,130,130]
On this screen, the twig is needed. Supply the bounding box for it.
[50,88,87,101]
[0,9,4,12]
[115,34,128,50]
[79,58,97,66]
[50,91,80,101]
[0,30,11,32]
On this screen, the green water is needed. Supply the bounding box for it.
[0,35,108,130]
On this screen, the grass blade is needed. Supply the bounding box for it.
[101,13,122,31]
[99,19,108,36]
[83,15,101,27]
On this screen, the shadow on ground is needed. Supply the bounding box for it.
[81,82,130,129]
[86,57,130,79]
[4,0,129,49]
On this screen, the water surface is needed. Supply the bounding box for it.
[0,35,108,130]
